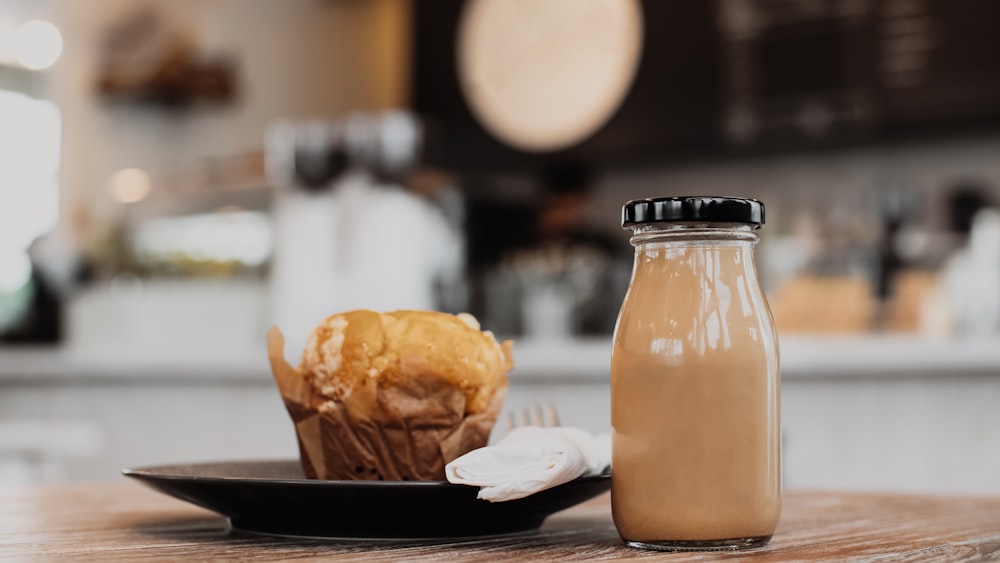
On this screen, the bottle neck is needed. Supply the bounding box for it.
[628,222,760,247]
[628,222,765,297]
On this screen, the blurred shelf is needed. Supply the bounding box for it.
[128,181,272,221]
[4,334,1000,384]
[513,335,1000,381]
[0,347,268,384]
[0,63,43,97]
[779,335,1000,378]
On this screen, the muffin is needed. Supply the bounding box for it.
[267,310,513,481]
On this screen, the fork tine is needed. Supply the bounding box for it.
[506,403,562,433]
[545,402,561,427]
[531,404,544,426]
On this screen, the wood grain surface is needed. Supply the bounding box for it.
[2,482,999,561]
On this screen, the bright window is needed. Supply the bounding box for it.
[0,88,60,329]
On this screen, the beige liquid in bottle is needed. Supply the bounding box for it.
[611,240,780,547]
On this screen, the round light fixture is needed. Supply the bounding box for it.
[109,168,152,204]
[457,0,643,152]
[14,20,63,71]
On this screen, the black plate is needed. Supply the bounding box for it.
[123,459,611,539]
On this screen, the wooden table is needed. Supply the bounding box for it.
[2,482,999,561]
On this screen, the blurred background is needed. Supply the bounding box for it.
[1,0,999,493]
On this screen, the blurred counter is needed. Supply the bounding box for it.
[2,335,1000,494]
[4,335,1000,382]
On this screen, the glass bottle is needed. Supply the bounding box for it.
[611,197,781,551]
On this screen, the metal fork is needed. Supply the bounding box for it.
[506,402,561,432]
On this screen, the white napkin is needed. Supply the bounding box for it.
[445,426,611,502]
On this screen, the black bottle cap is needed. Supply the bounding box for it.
[622,196,765,227]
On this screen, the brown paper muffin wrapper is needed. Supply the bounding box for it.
[267,326,509,481]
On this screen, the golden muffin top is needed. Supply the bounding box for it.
[299,310,513,415]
